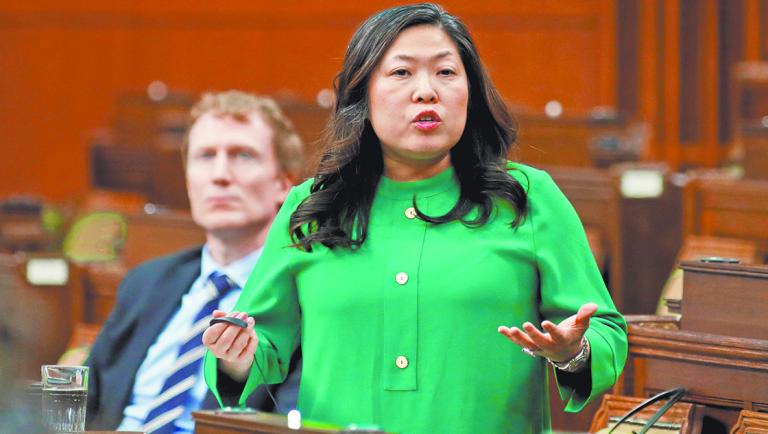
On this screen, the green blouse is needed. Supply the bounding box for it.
[204,163,627,434]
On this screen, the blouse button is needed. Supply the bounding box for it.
[404,207,417,219]
[395,272,409,285]
[396,356,409,369]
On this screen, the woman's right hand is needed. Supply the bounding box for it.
[202,310,258,382]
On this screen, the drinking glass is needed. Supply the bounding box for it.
[41,365,88,433]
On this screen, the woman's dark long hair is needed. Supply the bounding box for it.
[290,3,527,251]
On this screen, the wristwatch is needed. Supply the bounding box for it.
[549,337,590,373]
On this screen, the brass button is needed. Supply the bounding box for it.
[404,207,417,219]
[395,272,409,285]
[396,356,409,369]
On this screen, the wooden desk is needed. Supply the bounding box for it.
[86,432,143,434]
[627,261,768,432]
[193,410,349,434]
[680,261,768,340]
[628,320,768,431]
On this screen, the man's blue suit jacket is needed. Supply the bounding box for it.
[85,247,301,430]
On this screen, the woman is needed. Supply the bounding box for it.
[203,4,627,433]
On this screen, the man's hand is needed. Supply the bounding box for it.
[497,302,597,362]
[202,310,258,381]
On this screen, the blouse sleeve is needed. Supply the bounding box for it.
[204,182,309,407]
[525,167,628,412]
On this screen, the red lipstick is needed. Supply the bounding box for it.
[412,110,442,131]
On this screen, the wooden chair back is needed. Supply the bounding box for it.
[514,111,642,168]
[4,253,83,379]
[730,409,768,433]
[656,235,762,315]
[683,176,768,260]
[122,210,204,268]
[590,394,703,433]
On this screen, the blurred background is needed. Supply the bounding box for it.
[2,0,767,432]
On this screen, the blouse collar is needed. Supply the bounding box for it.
[376,166,458,199]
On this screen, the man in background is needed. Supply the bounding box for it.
[86,90,304,433]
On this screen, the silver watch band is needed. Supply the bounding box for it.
[549,337,590,373]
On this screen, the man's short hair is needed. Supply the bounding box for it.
[185,90,305,180]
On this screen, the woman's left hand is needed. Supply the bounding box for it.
[498,302,598,362]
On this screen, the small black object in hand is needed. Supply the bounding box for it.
[209,316,248,328]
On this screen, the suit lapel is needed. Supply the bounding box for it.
[133,253,202,354]
[98,248,203,429]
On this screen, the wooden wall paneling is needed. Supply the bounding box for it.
[762,0,768,60]
[719,0,745,146]
[633,0,761,169]
[0,0,618,201]
[662,0,682,169]
[598,0,618,106]
[701,0,721,166]
[635,0,667,164]
[745,0,764,61]
[633,0,676,165]
[680,0,702,147]
[616,0,638,115]
[275,98,332,176]
[471,1,618,112]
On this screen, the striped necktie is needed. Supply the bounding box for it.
[141,271,237,434]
